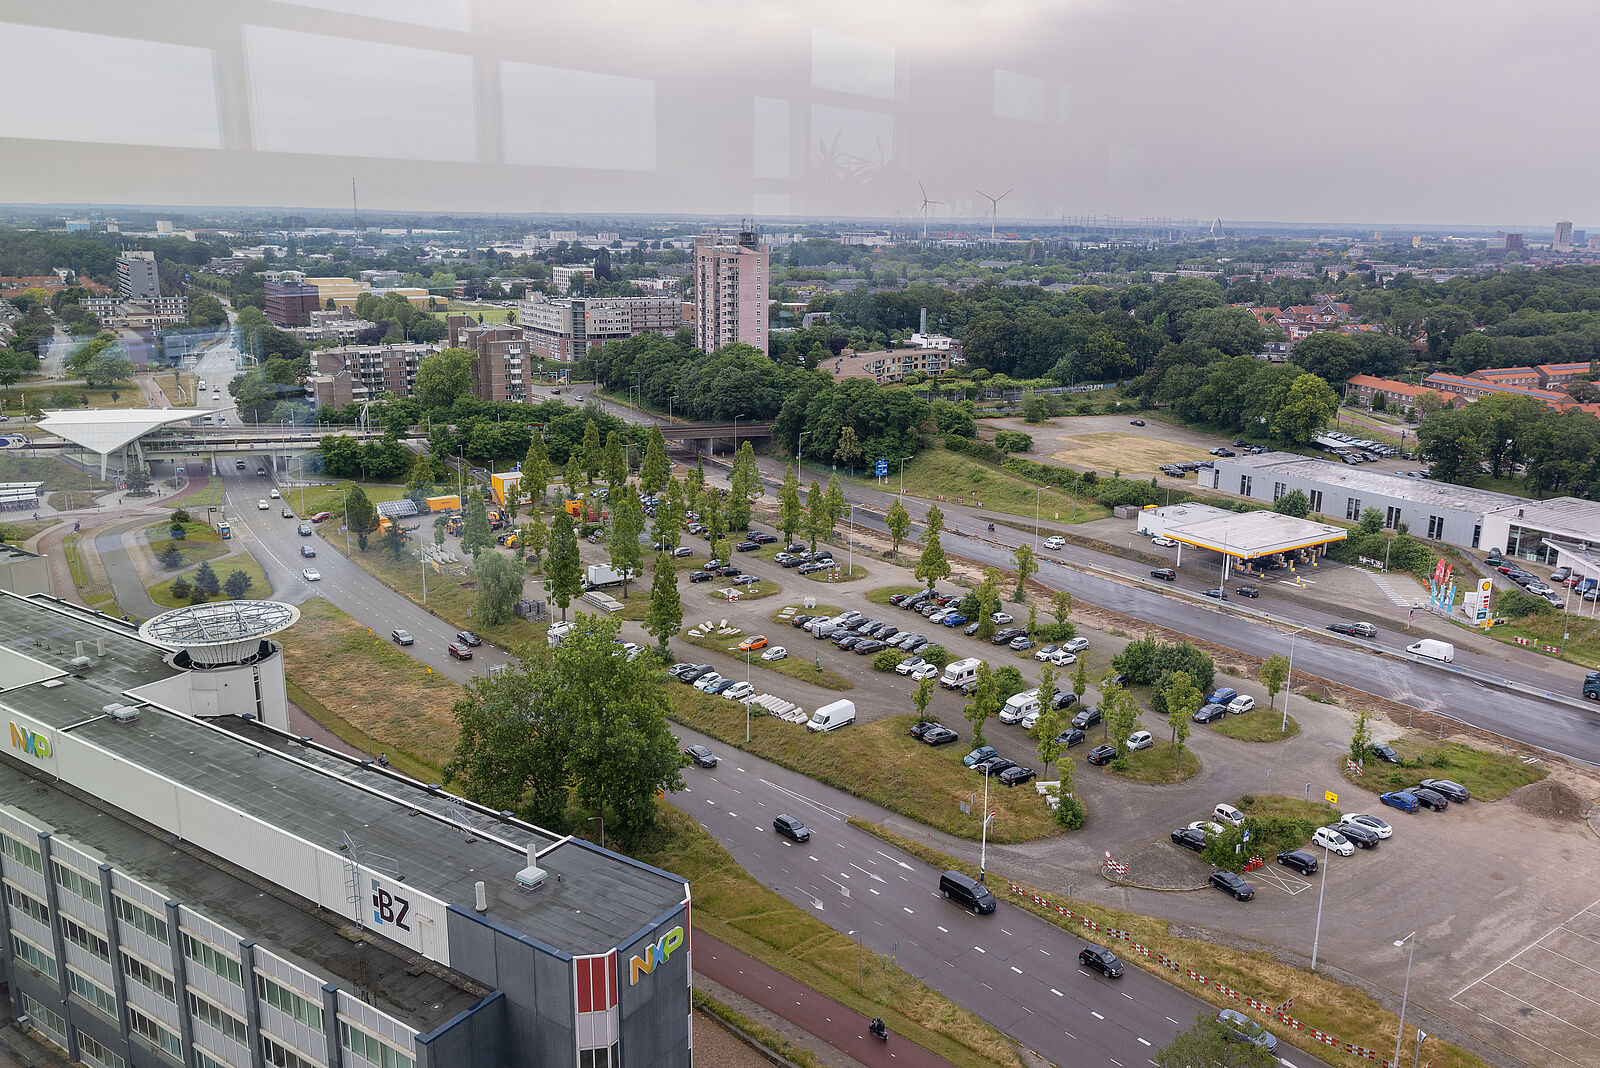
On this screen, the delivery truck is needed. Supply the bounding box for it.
[583,564,635,590]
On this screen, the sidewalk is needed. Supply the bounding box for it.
[692,932,959,1068]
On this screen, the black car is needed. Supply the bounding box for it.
[791,614,814,628]
[1171,826,1207,852]
[1050,690,1078,710]
[1335,822,1380,848]
[297,523,313,536]
[1276,849,1318,875]
[1151,568,1177,581]
[684,744,718,768]
[835,635,863,651]
[1236,586,1259,598]
[1072,706,1102,729]
[750,532,777,543]
[679,665,715,684]
[1370,743,1401,764]
[1420,778,1471,803]
[688,570,714,582]
[1203,587,1227,599]
[976,756,1018,777]
[734,541,760,552]
[455,630,482,647]
[1413,787,1450,811]
[1328,621,1377,637]
[998,765,1037,787]
[714,565,742,577]
[1079,945,1124,977]
[300,544,317,558]
[888,593,908,606]
[1053,727,1086,748]
[1209,870,1254,900]
[772,814,811,842]
[1192,703,1228,724]
[785,542,806,554]
[854,639,886,655]
[990,627,1023,645]
[1086,744,1117,766]
[922,726,960,746]
[909,720,942,739]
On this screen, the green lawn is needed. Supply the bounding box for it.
[144,520,229,571]
[769,602,843,625]
[841,447,1110,525]
[287,481,412,521]
[1212,711,1300,742]
[1340,739,1545,801]
[868,585,922,605]
[148,553,273,609]
[1484,612,1600,671]
[341,539,548,649]
[689,578,780,602]
[1107,740,1201,784]
[797,563,869,583]
[679,631,853,691]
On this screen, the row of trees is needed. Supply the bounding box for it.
[1418,391,1600,496]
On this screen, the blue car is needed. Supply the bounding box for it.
[942,613,969,627]
[962,745,997,768]
[1380,790,1420,813]
[1207,687,1238,707]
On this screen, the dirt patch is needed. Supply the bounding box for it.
[1508,779,1590,822]
[1107,840,1211,891]
[1047,432,1210,475]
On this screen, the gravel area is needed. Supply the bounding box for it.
[1107,840,1211,891]
[1509,779,1589,821]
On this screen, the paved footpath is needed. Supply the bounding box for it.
[692,932,959,1068]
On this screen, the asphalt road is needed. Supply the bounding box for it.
[671,723,1329,1068]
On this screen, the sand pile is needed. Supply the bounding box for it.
[1508,779,1589,821]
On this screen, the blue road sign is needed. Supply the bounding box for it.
[875,458,888,477]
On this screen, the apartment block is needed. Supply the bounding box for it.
[263,279,321,328]
[447,315,527,403]
[694,230,769,353]
[551,265,596,294]
[306,343,433,407]
[115,251,160,300]
[520,294,682,362]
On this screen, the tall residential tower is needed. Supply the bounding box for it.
[693,229,768,353]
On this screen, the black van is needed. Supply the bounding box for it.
[939,870,996,914]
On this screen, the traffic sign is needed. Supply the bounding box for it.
[875,458,888,477]
[1324,790,1339,804]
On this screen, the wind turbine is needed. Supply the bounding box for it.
[917,181,944,241]
[976,188,1013,242]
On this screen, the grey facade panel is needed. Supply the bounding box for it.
[418,991,507,1068]
[617,907,691,1068]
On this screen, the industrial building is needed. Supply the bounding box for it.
[0,593,692,1068]
[1480,496,1600,570]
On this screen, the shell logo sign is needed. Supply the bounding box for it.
[629,926,685,985]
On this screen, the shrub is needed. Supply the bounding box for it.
[1054,793,1086,830]
[872,649,908,672]
[993,665,1025,700]
[993,430,1033,453]
[1498,588,1555,618]
[1034,622,1077,643]
[169,509,191,524]
[919,644,950,669]
[169,576,191,600]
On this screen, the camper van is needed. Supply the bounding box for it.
[806,699,856,732]
[999,689,1041,724]
[1406,639,1455,663]
[940,657,984,690]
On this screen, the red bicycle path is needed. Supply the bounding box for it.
[692,931,960,1068]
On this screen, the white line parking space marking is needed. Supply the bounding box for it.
[974,946,986,954]
[1137,1037,1151,1046]
[937,926,948,933]
[1000,928,1014,936]
[903,907,913,914]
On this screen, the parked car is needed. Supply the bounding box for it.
[990,627,1021,644]
[688,570,714,583]
[895,656,926,676]
[1079,945,1124,977]
[1276,850,1318,875]
[1419,778,1471,803]
[998,765,1037,787]
[1413,787,1450,811]
[1086,744,1117,766]
[941,613,969,627]
[772,814,811,842]
[1213,803,1245,826]
[1380,790,1420,813]
[738,635,768,651]
[447,642,474,661]
[1192,703,1228,724]
[1209,871,1254,901]
[1334,821,1379,848]
[678,665,714,685]
[1203,587,1228,600]
[685,744,718,768]
[666,663,695,678]
[1063,637,1090,653]
[990,611,1013,625]
[962,746,997,768]
[975,756,1017,778]
[1370,743,1402,764]
[1049,648,1078,666]
[1126,730,1153,751]
[1170,826,1207,852]
[1340,813,1393,839]
[1150,536,1177,547]
[672,546,693,558]
[704,678,736,696]
[1312,826,1354,856]
[1034,644,1060,661]
[734,541,760,552]
[310,511,333,523]
[963,620,982,636]
[854,639,887,655]
[391,629,414,646]
[1227,695,1255,714]
[922,726,960,746]
[1207,687,1239,707]
[1150,568,1177,581]
[910,663,938,680]
[1072,706,1102,729]
[1008,635,1035,650]
[1189,820,1226,838]
[693,672,725,692]
[1215,1009,1276,1052]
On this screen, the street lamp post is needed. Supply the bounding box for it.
[733,413,745,458]
[1283,626,1306,733]
[978,770,993,882]
[1033,486,1041,550]
[796,430,809,468]
[1394,931,1417,1067]
[899,456,908,499]
[847,503,855,577]
[1310,838,1331,969]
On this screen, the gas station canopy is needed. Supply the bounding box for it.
[1137,503,1347,561]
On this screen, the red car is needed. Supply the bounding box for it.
[310,511,333,523]
[447,642,474,660]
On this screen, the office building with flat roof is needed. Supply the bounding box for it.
[693,230,768,354]
[115,252,160,301]
[1480,496,1600,568]
[264,279,321,328]
[0,592,692,1068]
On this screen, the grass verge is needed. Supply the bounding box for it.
[289,481,411,522]
[143,520,229,570]
[797,564,869,583]
[1108,740,1201,784]
[668,696,1062,842]
[0,455,112,494]
[1340,739,1545,801]
[147,553,273,609]
[691,992,827,1068]
[1212,712,1300,742]
[843,446,1110,525]
[1484,611,1600,670]
[340,540,548,649]
[868,585,922,605]
[852,819,1490,1068]
[636,805,1023,1068]
[680,631,853,691]
[692,578,779,602]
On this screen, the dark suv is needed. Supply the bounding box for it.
[1071,706,1102,729]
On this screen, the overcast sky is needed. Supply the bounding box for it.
[0,0,1589,228]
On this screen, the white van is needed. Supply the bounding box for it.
[807,699,856,732]
[807,616,839,638]
[1407,639,1455,663]
[999,689,1040,724]
[1044,536,1065,550]
[940,657,984,690]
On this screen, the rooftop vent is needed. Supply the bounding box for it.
[101,703,139,722]
[515,844,548,890]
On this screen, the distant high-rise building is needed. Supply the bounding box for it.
[263,278,321,327]
[1575,229,1588,247]
[1554,220,1573,251]
[1505,233,1524,251]
[694,229,769,353]
[115,250,160,299]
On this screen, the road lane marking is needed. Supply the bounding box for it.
[1063,1031,1075,1039]
[1010,966,1022,975]
[1039,949,1049,956]
[1000,928,1013,936]
[974,946,985,953]
[1050,988,1063,997]
[869,888,879,895]
[902,907,913,914]
[937,926,948,933]
[1090,1011,1103,1020]
[1122,992,1134,1000]
[1166,1018,1179,1025]
[1137,1038,1151,1046]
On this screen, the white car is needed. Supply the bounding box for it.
[1063,637,1090,653]
[1227,695,1255,714]
[257,500,269,510]
[928,609,951,624]
[1313,826,1354,856]
[693,672,724,691]
[1020,709,1041,730]
[1034,644,1059,662]
[1213,803,1245,827]
[760,646,787,661]
[269,489,281,499]
[1340,813,1393,839]
[909,663,939,681]
[1127,729,1153,751]
[990,611,1013,625]
[302,567,321,581]
[1151,536,1177,547]
[895,656,926,676]
[1189,820,1226,838]
[721,682,755,701]
[1049,649,1078,666]
[1044,536,1065,550]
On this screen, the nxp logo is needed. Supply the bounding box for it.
[9,722,50,760]
[629,926,685,985]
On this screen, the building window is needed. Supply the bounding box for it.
[262,1035,320,1068]
[1385,506,1403,530]
[580,1044,620,1068]
[121,951,177,1003]
[63,917,111,961]
[115,896,170,945]
[1,832,43,873]
[129,1006,184,1060]
[52,860,103,907]
[1472,524,1481,549]
[340,1020,415,1068]
[69,968,118,1019]
[1308,490,1323,513]
[188,991,249,1046]
[197,1051,233,1068]
[257,974,324,1030]
[1346,497,1362,521]
[11,932,56,976]
[5,883,49,924]
[76,1029,127,1068]
[183,932,244,987]
[1428,515,1445,540]
[1239,475,1253,496]
[18,992,66,1048]
[1272,482,1286,502]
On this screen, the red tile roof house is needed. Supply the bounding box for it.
[1468,366,1541,389]
[1536,361,1593,388]
[1421,372,1568,405]
[1344,375,1455,414]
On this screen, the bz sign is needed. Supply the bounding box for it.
[371,880,412,932]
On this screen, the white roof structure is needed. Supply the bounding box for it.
[36,408,219,456]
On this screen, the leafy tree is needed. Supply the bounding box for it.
[1012,543,1037,602]
[345,485,380,550]
[1350,708,1373,766]
[602,430,627,495]
[580,420,603,484]
[461,493,494,555]
[963,663,999,747]
[473,550,524,626]
[778,466,804,545]
[825,473,846,535]
[1022,394,1051,423]
[170,576,192,601]
[404,451,434,504]
[1026,601,1038,637]
[446,649,575,826]
[640,426,669,496]
[413,347,477,409]
[523,432,551,502]
[1154,1013,1276,1068]
[1103,682,1141,763]
[546,510,583,621]
[522,511,547,567]
[1162,670,1201,767]
[974,568,1001,641]
[380,520,405,561]
[644,552,682,652]
[1272,488,1311,518]
[915,523,951,591]
[912,676,936,730]
[1358,507,1384,535]
[193,560,220,595]
[610,491,645,595]
[159,545,182,570]
[169,509,191,525]
[433,516,447,548]
[653,479,686,550]
[1051,589,1073,626]
[726,443,756,532]
[834,425,863,474]
[886,498,911,556]
[1071,659,1089,699]
[563,453,583,494]
[124,464,152,494]
[1267,373,1339,445]
[805,479,829,551]
[924,503,944,537]
[1258,654,1290,711]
